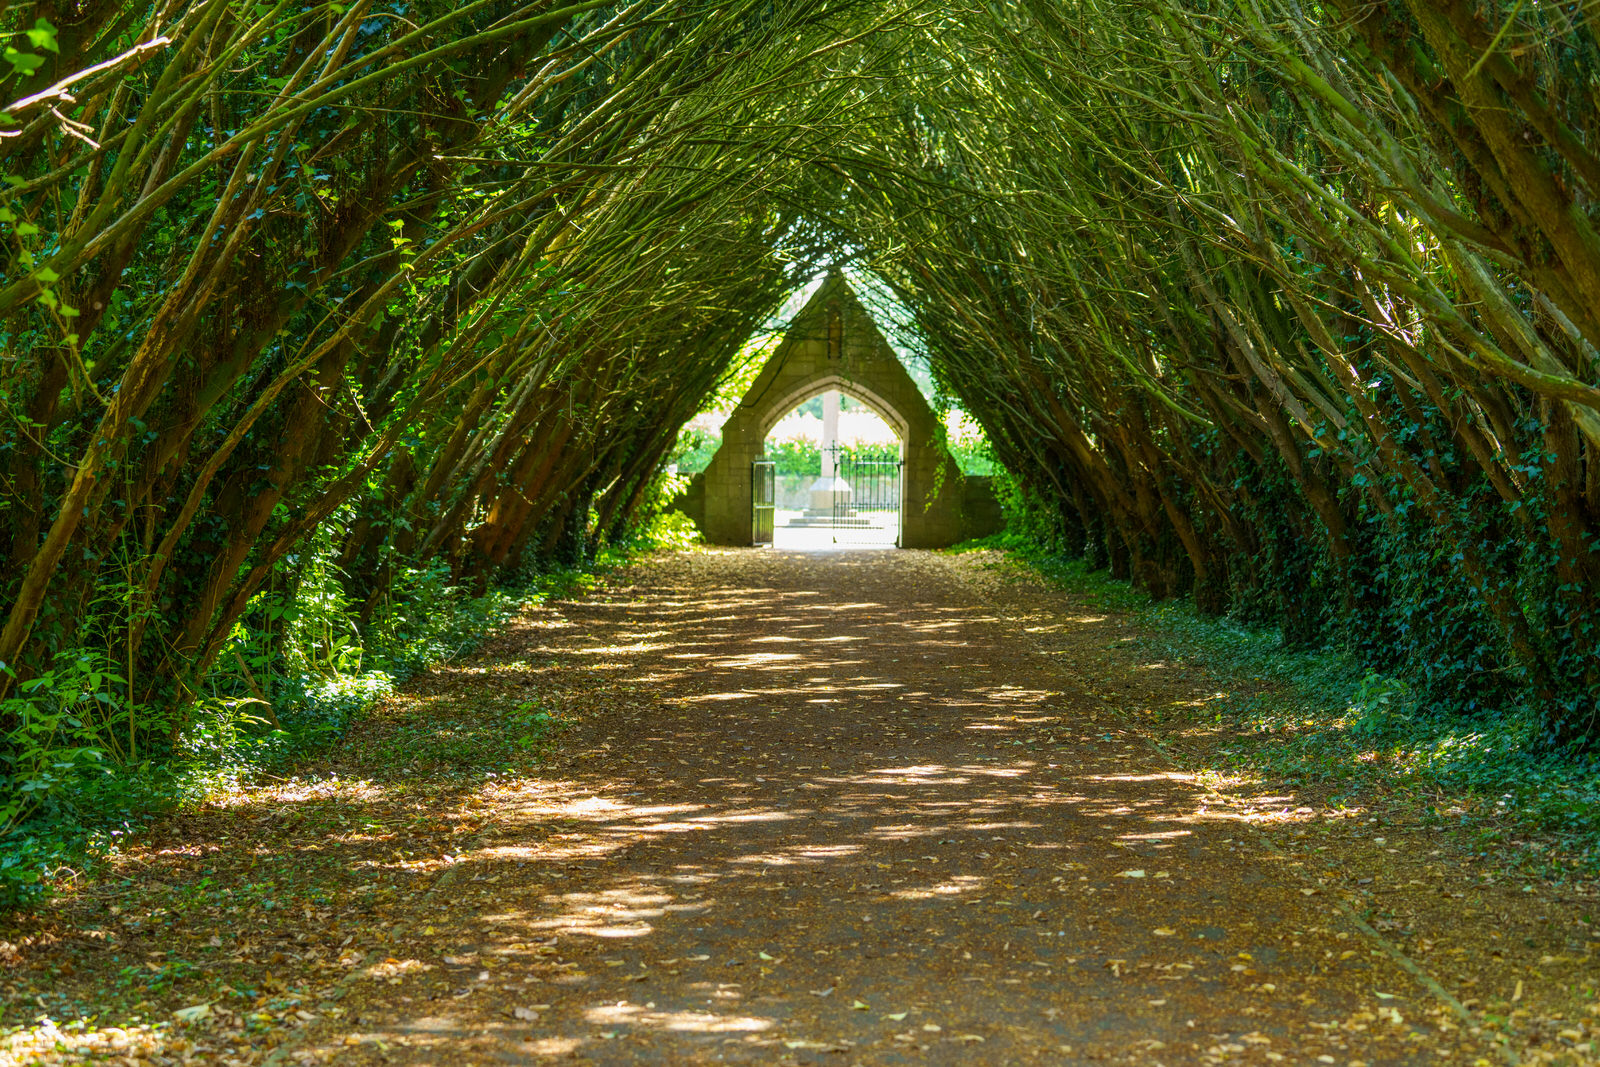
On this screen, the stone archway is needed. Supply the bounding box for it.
[682,272,995,548]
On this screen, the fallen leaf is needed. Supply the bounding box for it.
[1116,870,1146,879]
[956,1033,986,1043]
[758,951,776,961]
[173,1004,212,1024]
[851,999,870,1011]
[1153,927,1175,936]
[513,1006,540,1021]
[809,987,835,997]
[884,1011,908,1021]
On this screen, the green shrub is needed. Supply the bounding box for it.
[633,508,703,552]
[671,424,719,473]
[762,439,899,477]
[0,655,182,911]
[0,505,676,913]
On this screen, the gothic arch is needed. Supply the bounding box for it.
[754,375,908,443]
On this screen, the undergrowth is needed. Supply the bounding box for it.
[960,529,1600,876]
[0,510,698,913]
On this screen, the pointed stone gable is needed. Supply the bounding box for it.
[688,272,986,548]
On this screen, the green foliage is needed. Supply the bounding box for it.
[611,469,703,552]
[762,439,899,477]
[0,659,114,831]
[0,526,649,912]
[507,699,562,753]
[995,541,1600,869]
[846,0,1600,750]
[985,474,1081,560]
[946,436,996,476]
[671,424,719,474]
[764,438,819,477]
[671,394,986,480]
[631,508,703,553]
[707,334,782,415]
[0,669,110,907]
[8,0,1600,909]
[3,17,57,78]
[362,563,517,687]
[0,653,188,910]
[1,1,853,924]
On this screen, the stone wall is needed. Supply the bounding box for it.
[672,472,706,530]
[960,476,1007,541]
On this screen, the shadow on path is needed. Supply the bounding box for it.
[298,549,1489,1065]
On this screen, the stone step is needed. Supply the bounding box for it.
[782,518,879,528]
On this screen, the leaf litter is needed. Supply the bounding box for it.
[2,548,1596,1064]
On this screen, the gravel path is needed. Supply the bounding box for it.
[284,548,1504,1065]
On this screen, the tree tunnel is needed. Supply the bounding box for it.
[3,0,1600,760]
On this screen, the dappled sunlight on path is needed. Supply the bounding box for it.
[289,549,1500,1065]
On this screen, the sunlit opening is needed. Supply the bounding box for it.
[764,389,901,549]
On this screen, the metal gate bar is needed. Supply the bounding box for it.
[752,459,776,546]
[832,446,901,546]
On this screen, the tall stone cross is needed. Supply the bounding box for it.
[808,389,852,513]
[820,389,839,478]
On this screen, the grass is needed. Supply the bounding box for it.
[959,532,1600,878]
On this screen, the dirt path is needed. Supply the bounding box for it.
[6,548,1598,1065]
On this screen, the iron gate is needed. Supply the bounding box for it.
[832,447,901,545]
[751,459,776,546]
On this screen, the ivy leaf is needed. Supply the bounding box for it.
[26,18,60,53]
[4,47,46,75]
